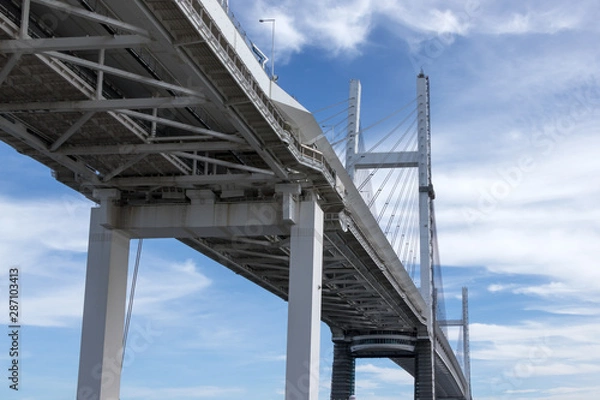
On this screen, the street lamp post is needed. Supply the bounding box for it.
[259,18,275,81]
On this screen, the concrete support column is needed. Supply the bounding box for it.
[414,336,436,400]
[285,197,324,400]
[330,340,355,400]
[77,204,130,400]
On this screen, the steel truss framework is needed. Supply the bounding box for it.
[0,1,470,399]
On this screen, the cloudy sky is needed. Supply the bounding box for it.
[1,0,600,399]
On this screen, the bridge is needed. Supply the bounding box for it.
[0,1,472,399]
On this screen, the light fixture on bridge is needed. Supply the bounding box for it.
[259,18,277,82]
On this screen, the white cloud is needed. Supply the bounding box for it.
[232,0,600,66]
[0,195,213,327]
[20,283,85,327]
[0,195,91,271]
[356,362,413,386]
[122,385,244,399]
[471,321,600,365]
[475,4,592,36]
[487,283,516,293]
[132,258,212,315]
[234,0,478,60]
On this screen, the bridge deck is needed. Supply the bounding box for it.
[0,0,468,398]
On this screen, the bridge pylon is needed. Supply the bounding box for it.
[332,73,438,400]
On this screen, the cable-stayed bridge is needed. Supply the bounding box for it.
[0,1,472,399]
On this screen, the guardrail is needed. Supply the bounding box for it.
[177,0,339,189]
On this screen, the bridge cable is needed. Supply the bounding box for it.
[391,171,419,276]
[385,169,415,237]
[361,98,417,143]
[389,135,419,236]
[312,97,350,114]
[431,203,447,328]
[356,122,417,192]
[364,107,417,154]
[376,133,419,222]
[397,184,417,258]
[121,238,143,367]
[317,105,351,125]
[390,169,417,248]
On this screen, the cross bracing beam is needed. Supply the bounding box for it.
[232,237,285,248]
[55,141,251,156]
[43,51,206,97]
[350,151,418,169]
[245,261,288,270]
[173,151,275,176]
[117,110,245,143]
[332,292,381,301]
[0,35,151,53]
[327,284,369,294]
[20,0,31,38]
[100,200,293,239]
[0,97,205,113]
[439,320,462,327]
[353,298,392,306]
[102,154,147,182]
[30,0,150,36]
[109,173,277,188]
[222,249,289,261]
[49,111,95,152]
[245,263,289,271]
[324,277,361,285]
[0,115,101,184]
[0,53,21,86]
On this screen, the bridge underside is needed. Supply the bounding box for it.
[0,1,469,399]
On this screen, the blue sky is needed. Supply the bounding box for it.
[1,0,600,399]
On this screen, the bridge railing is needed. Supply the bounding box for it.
[178,0,339,188]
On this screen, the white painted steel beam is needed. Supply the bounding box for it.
[57,141,250,155]
[109,173,276,187]
[285,196,324,400]
[0,35,151,53]
[0,97,205,112]
[20,0,31,38]
[49,112,95,152]
[345,79,361,181]
[0,116,102,184]
[351,151,418,169]
[0,54,21,86]
[31,0,150,36]
[43,51,205,97]
[101,199,293,239]
[117,109,244,143]
[417,73,434,332]
[77,202,130,400]
[96,49,105,99]
[102,154,147,182]
[173,151,276,175]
